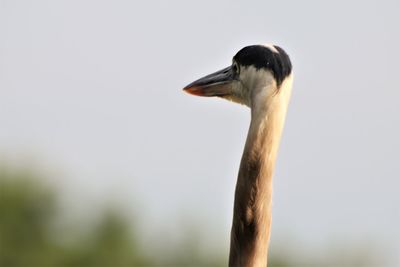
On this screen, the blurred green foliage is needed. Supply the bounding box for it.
[0,166,378,267]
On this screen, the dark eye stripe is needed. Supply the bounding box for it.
[233,45,292,86]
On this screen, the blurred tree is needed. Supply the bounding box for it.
[0,164,329,267]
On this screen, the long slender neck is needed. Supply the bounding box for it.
[229,77,292,267]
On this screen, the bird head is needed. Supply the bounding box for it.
[183,44,292,108]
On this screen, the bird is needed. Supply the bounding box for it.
[183,44,293,267]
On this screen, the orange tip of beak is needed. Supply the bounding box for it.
[183,86,206,96]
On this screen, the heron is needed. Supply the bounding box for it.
[183,44,293,267]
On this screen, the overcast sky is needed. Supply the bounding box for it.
[1,0,399,265]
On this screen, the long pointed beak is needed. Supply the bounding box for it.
[183,66,235,97]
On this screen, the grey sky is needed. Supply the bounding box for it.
[1,0,399,264]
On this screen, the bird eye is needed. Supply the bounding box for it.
[232,61,240,74]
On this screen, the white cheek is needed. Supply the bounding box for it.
[240,67,276,95]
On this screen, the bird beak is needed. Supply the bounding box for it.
[183,66,235,97]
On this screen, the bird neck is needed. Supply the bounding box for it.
[229,76,292,267]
